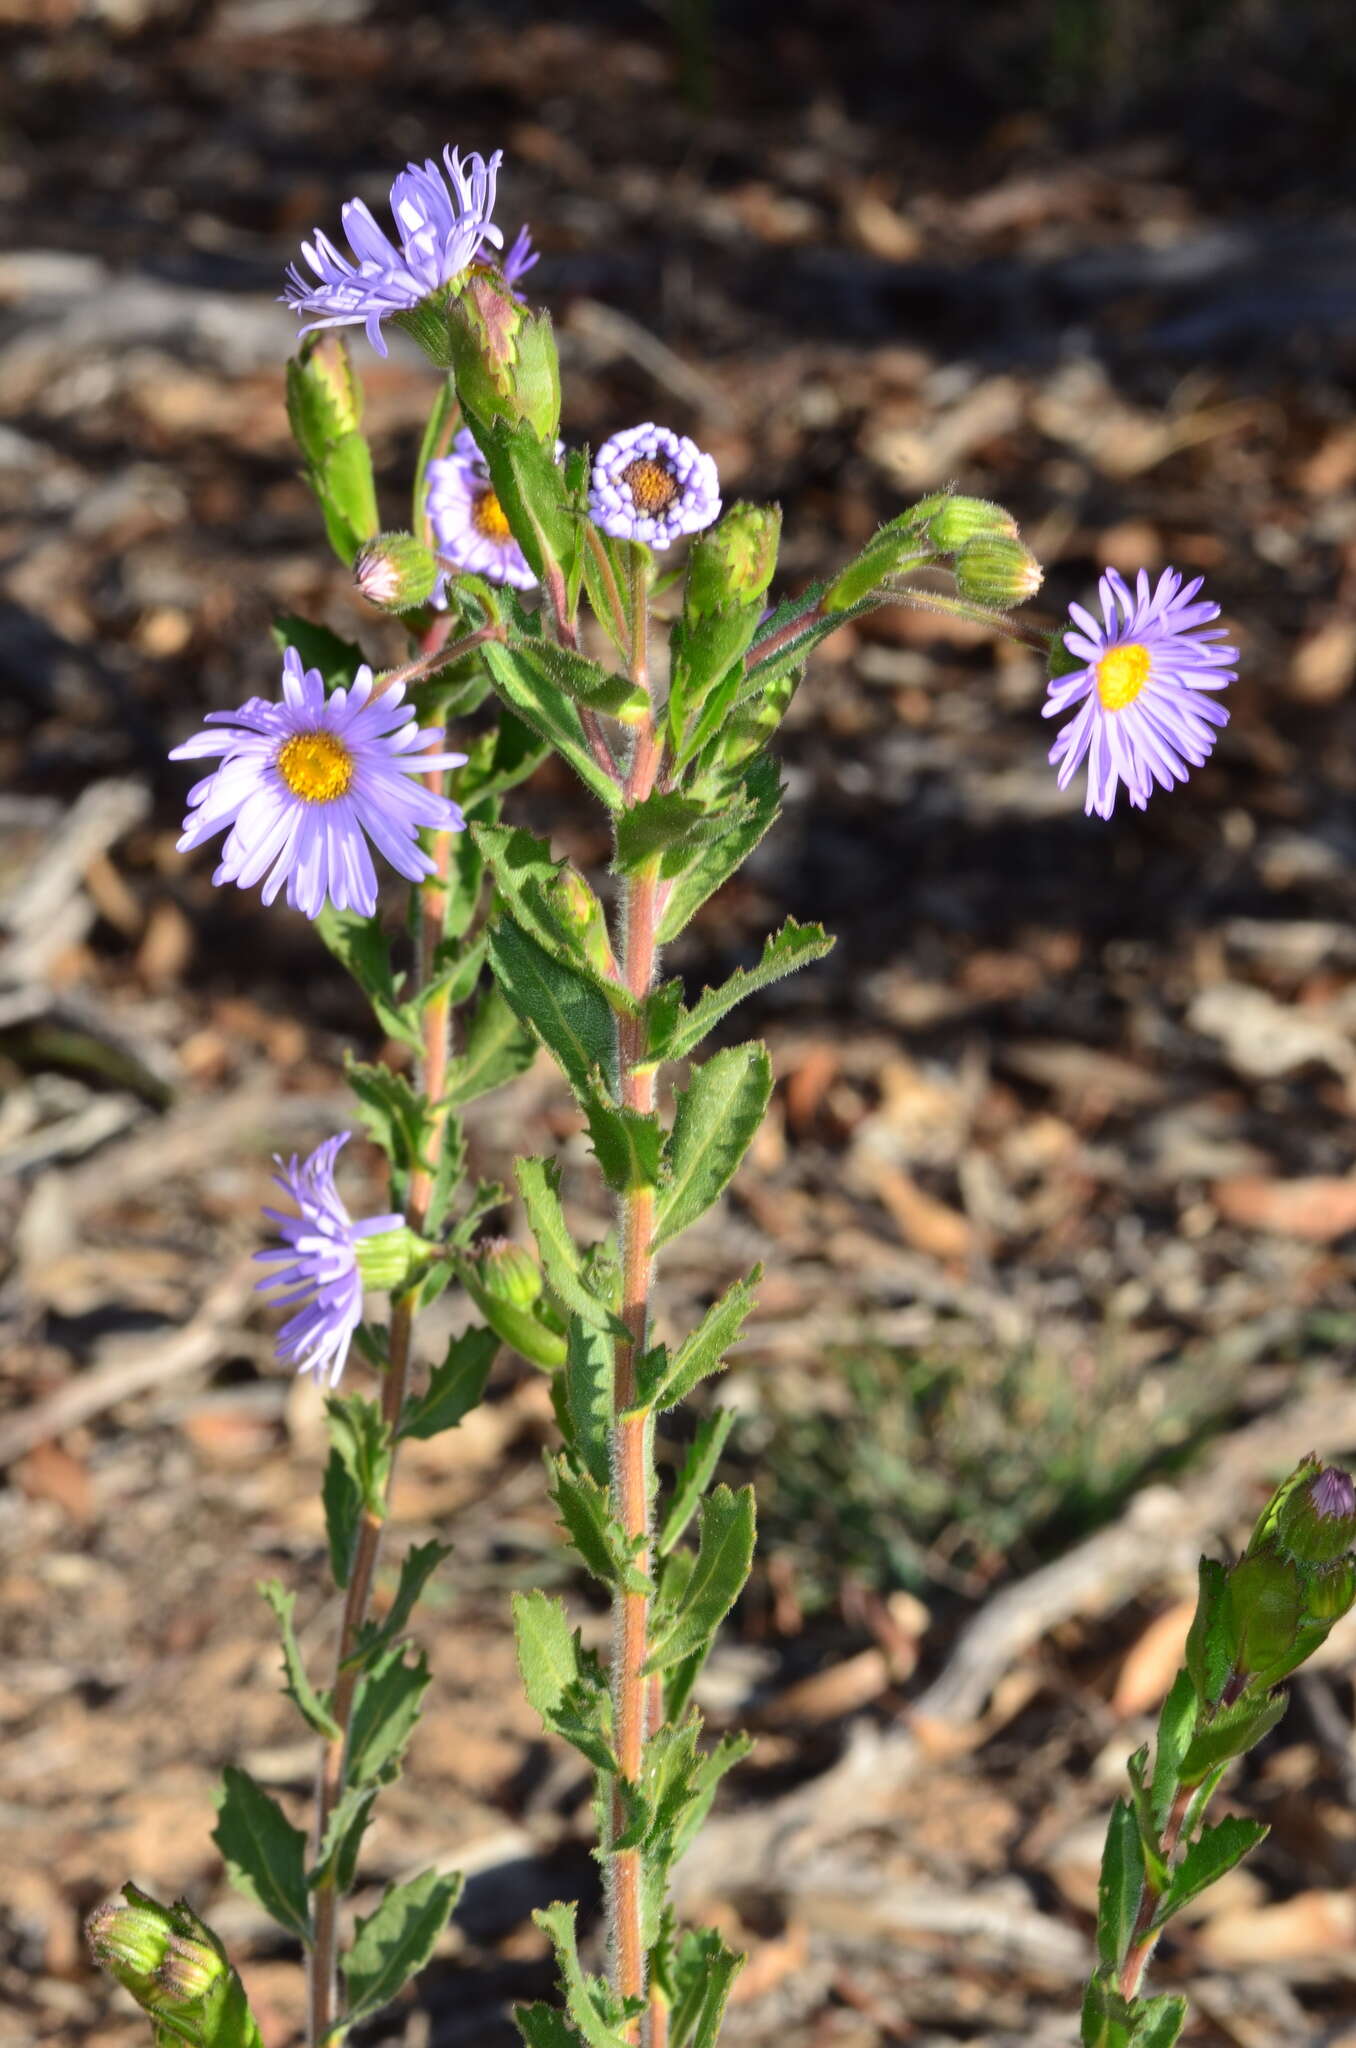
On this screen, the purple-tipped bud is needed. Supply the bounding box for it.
[354,532,439,612]
[1279,1462,1356,1564]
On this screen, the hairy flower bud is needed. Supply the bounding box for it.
[953,534,1044,608]
[1305,1556,1356,1622]
[86,1887,232,2038]
[1226,1552,1304,1681]
[1278,1462,1356,1565]
[446,269,525,418]
[685,503,782,619]
[286,333,364,463]
[922,494,1019,551]
[475,1237,543,1311]
[353,1223,432,1295]
[354,532,439,611]
[87,1890,172,2000]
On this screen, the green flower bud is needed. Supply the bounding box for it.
[953,534,1044,609]
[86,1887,233,2037]
[475,1237,543,1312]
[685,503,782,619]
[445,270,526,424]
[354,1224,433,1294]
[923,495,1019,551]
[1277,1462,1356,1564]
[1226,1552,1304,1681]
[87,1889,172,2000]
[157,1928,224,2007]
[1304,1556,1356,1622]
[286,333,363,463]
[510,309,563,445]
[354,532,439,612]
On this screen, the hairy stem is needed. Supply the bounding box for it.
[1117,1782,1193,2004]
[306,728,458,2047]
[608,554,664,2035]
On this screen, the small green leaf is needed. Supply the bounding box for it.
[613,793,722,875]
[516,2004,590,2048]
[488,917,619,1099]
[1185,1556,1233,1707]
[516,1157,628,1338]
[652,1043,773,1250]
[326,1393,392,1518]
[351,1539,451,1667]
[341,1867,464,2025]
[309,1784,377,1896]
[1153,1813,1269,1927]
[442,981,538,1107]
[314,431,380,564]
[1179,1689,1287,1785]
[549,1457,648,1593]
[1095,1799,1145,1972]
[656,757,782,944]
[482,639,622,811]
[565,1316,614,1487]
[258,1581,338,1739]
[513,1590,582,1723]
[322,1448,362,1588]
[533,1903,634,2048]
[638,1270,760,1412]
[1150,1668,1198,1829]
[344,1059,427,1199]
[658,1410,737,1555]
[212,1767,312,1944]
[659,920,835,1063]
[583,1087,663,1194]
[399,1326,497,1440]
[1080,1971,1137,2048]
[348,1645,430,1787]
[667,1926,744,2048]
[517,636,648,721]
[1128,1994,1188,2048]
[644,1485,755,1673]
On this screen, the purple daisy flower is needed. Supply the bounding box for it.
[255,1134,402,1385]
[427,427,563,596]
[588,423,721,549]
[170,648,467,920]
[283,147,504,357]
[1044,567,1237,819]
[500,224,539,299]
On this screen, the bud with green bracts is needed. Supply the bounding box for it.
[286,332,364,459]
[354,532,440,612]
[445,272,562,444]
[459,1239,566,1370]
[87,1885,263,2048]
[953,533,1044,608]
[1275,1459,1356,1564]
[354,1222,436,1295]
[919,493,1020,551]
[685,503,782,618]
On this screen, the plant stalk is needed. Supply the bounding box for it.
[1116,1782,1193,2004]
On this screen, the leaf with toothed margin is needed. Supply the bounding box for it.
[652,1043,773,1249]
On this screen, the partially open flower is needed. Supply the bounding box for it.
[427,427,560,594]
[588,423,721,549]
[170,648,466,921]
[255,1133,405,1386]
[1044,567,1237,820]
[283,147,503,357]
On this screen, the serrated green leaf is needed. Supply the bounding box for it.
[1152,1813,1269,1928]
[1128,1993,1188,2048]
[667,1927,744,2048]
[1095,1799,1145,1971]
[638,1270,761,1412]
[656,757,782,943]
[308,1783,376,1897]
[271,616,365,691]
[565,1316,614,1487]
[344,1058,427,1201]
[348,1645,430,1787]
[1150,1668,1198,1829]
[1179,1689,1287,1786]
[482,639,622,811]
[516,2004,590,2048]
[458,708,550,806]
[442,980,538,1107]
[658,1410,737,1555]
[488,917,619,1099]
[518,636,648,721]
[516,1157,628,1338]
[341,1867,464,2025]
[549,1457,648,1592]
[533,1903,634,2048]
[644,1485,755,1673]
[326,1393,391,1517]
[652,1043,773,1250]
[666,1730,753,1867]
[613,792,721,875]
[399,1326,497,1440]
[350,1539,451,1669]
[212,1767,312,1944]
[1185,1556,1232,1707]
[513,1590,582,1722]
[313,908,422,1052]
[583,1087,663,1194]
[258,1581,338,1739]
[1081,1971,1137,2048]
[322,1447,362,1589]
[659,920,835,1063]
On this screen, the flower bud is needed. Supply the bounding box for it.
[86,1887,230,2034]
[445,270,526,424]
[286,333,363,462]
[685,503,782,619]
[354,1223,432,1294]
[953,534,1044,608]
[354,532,439,612]
[923,495,1019,551]
[1305,1557,1356,1622]
[87,1890,171,2000]
[1226,1552,1304,1681]
[1278,1463,1356,1565]
[475,1237,543,1312]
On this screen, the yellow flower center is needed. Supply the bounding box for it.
[621,456,679,515]
[471,486,513,541]
[276,729,355,804]
[1096,642,1150,712]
